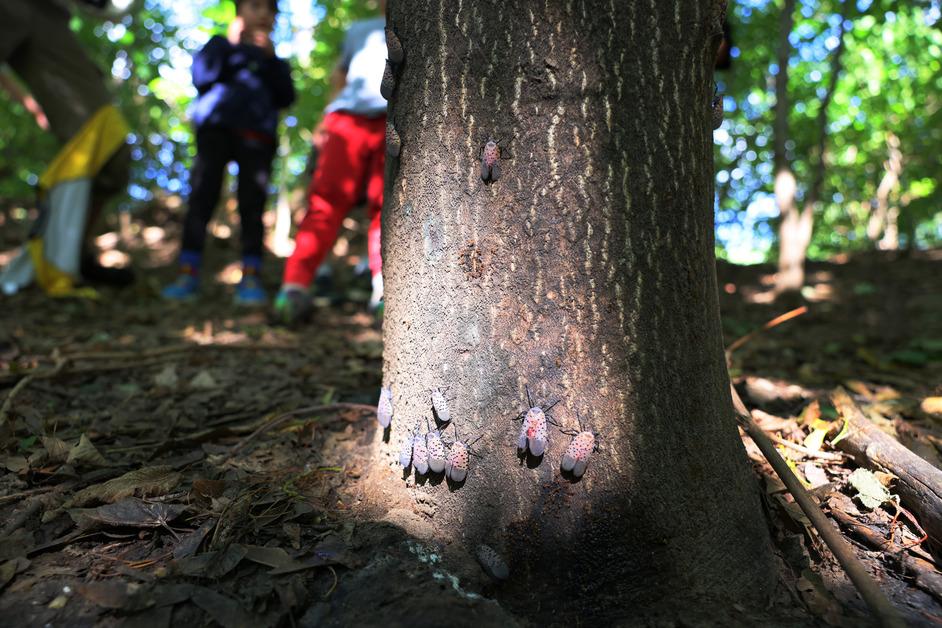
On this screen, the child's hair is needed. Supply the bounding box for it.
[232,0,278,13]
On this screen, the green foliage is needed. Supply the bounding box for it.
[716,0,942,261]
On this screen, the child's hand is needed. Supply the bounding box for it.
[23,95,49,132]
[247,29,275,57]
[227,16,245,46]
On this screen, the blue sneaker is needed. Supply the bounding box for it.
[162,270,199,301]
[234,273,267,306]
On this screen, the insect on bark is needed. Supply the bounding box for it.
[514,386,560,458]
[377,387,393,429]
[560,413,601,478]
[431,388,451,424]
[480,139,502,183]
[426,421,447,474]
[385,25,404,64]
[381,59,396,101]
[412,432,430,475]
[398,425,416,469]
[445,424,483,483]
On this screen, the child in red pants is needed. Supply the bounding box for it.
[274,12,387,324]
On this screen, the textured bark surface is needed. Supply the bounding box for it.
[374,0,775,618]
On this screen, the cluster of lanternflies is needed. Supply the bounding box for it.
[376,386,600,484]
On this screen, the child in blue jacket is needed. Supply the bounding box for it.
[163,0,294,305]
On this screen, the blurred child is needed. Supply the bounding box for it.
[0,0,134,296]
[163,0,295,304]
[272,5,387,323]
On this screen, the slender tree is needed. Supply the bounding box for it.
[376,0,776,618]
[775,0,847,292]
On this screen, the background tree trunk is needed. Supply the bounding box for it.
[773,0,803,292]
[776,0,847,293]
[375,0,775,618]
[867,132,903,249]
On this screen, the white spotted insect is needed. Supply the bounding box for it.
[377,387,393,429]
[514,386,560,458]
[398,423,419,469]
[425,420,447,474]
[412,432,430,475]
[431,387,451,424]
[444,424,483,483]
[381,59,396,101]
[560,416,600,479]
[385,24,404,64]
[480,138,502,183]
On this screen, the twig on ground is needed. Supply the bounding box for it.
[726,305,808,356]
[0,342,295,386]
[227,403,377,457]
[0,355,67,429]
[830,507,942,603]
[323,566,339,599]
[765,431,845,462]
[0,489,67,538]
[63,342,294,362]
[0,485,58,506]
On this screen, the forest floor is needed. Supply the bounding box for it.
[1,207,942,627]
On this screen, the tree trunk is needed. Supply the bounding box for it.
[773,0,802,292]
[867,132,903,249]
[377,0,775,619]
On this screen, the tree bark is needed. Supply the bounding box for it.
[377,0,775,619]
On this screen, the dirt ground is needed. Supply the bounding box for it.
[2,205,942,626]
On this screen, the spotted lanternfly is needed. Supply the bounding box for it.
[445,424,483,483]
[377,387,393,429]
[560,414,600,478]
[711,83,723,131]
[381,59,396,101]
[480,139,501,183]
[514,386,560,458]
[398,423,419,469]
[386,120,401,157]
[385,25,404,65]
[425,423,447,474]
[412,433,430,475]
[475,544,509,580]
[431,388,450,423]
[561,431,599,478]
